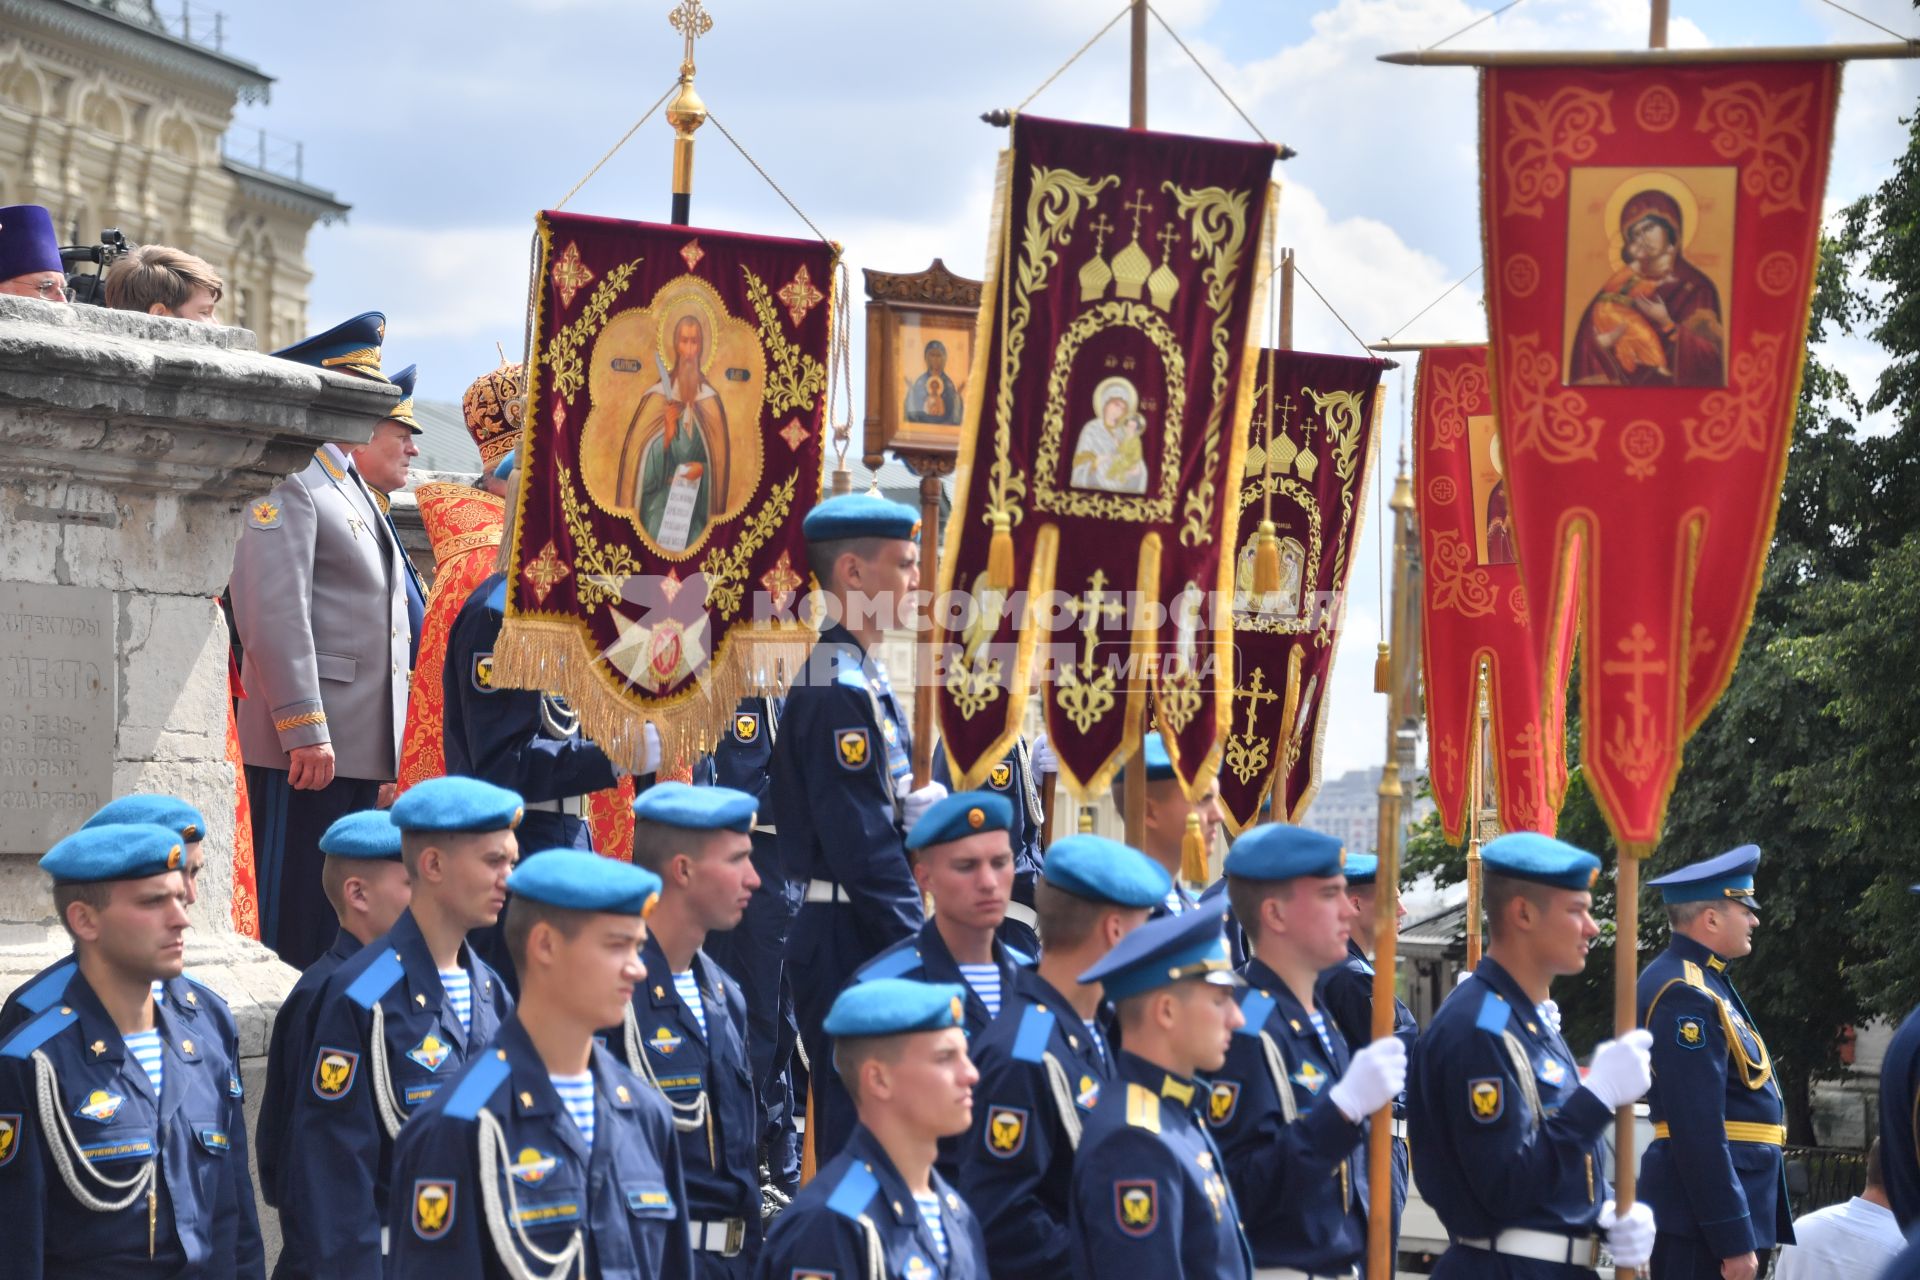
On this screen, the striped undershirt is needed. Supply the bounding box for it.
[123,1028,164,1094]
[1307,1010,1336,1060]
[550,1072,595,1149]
[671,970,708,1039]
[913,1190,948,1263]
[1085,1018,1109,1069]
[957,963,1001,1019]
[439,967,472,1033]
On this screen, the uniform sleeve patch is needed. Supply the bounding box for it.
[412,1179,456,1240]
[472,652,496,693]
[0,1113,21,1167]
[835,727,870,770]
[733,712,759,743]
[311,1046,360,1100]
[1676,1015,1707,1050]
[248,500,282,530]
[1114,1179,1158,1236]
[984,1105,1028,1158]
[988,761,1013,791]
[1207,1080,1240,1128]
[1468,1076,1503,1123]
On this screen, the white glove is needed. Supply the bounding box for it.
[1327,1036,1408,1123]
[1580,1029,1653,1109]
[1029,732,1058,776]
[1598,1199,1656,1269]
[1540,998,1563,1035]
[901,781,949,832]
[638,722,663,775]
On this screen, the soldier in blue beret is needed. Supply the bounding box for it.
[1206,825,1404,1276]
[933,732,1051,955]
[258,810,412,1209]
[1119,732,1223,918]
[758,978,988,1280]
[277,777,521,1280]
[615,782,766,1276]
[0,203,68,301]
[389,850,694,1279]
[773,493,949,1173]
[1881,886,1920,1233]
[1638,846,1793,1280]
[0,823,265,1278]
[1408,832,1657,1276]
[1316,848,1419,1260]
[960,834,1169,1280]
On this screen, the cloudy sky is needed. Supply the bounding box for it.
[220,0,1918,786]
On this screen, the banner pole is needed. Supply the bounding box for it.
[1615,843,1646,1280]
[664,1,712,226]
[1129,0,1148,127]
[1465,658,1487,969]
[910,464,942,789]
[1649,0,1670,50]
[1367,476,1407,1280]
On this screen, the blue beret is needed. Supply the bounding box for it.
[1041,835,1170,908]
[1648,844,1759,910]
[801,493,920,544]
[384,363,423,434]
[493,449,517,480]
[273,311,390,383]
[1117,731,1177,786]
[1341,852,1379,886]
[507,849,661,916]
[1077,906,1239,1002]
[823,978,967,1038]
[389,776,524,834]
[631,781,757,833]
[0,204,62,281]
[41,823,187,884]
[1482,832,1602,892]
[1224,823,1344,882]
[82,795,208,845]
[319,810,403,861]
[906,790,1012,851]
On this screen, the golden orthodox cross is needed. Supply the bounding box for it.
[668,0,713,73]
[1231,666,1278,735]
[1124,188,1154,239]
[1064,569,1125,677]
[1155,220,1182,262]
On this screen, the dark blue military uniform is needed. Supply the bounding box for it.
[388,1014,694,1280]
[1208,959,1369,1274]
[960,966,1114,1280]
[757,1123,988,1280]
[622,934,761,1276]
[258,927,362,1208]
[1409,956,1612,1277]
[1883,1001,1920,1232]
[278,909,512,1279]
[1321,934,1417,1254]
[934,738,1046,955]
[0,968,263,1279]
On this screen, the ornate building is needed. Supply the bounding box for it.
[0,0,344,346]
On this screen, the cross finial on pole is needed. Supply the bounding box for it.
[669,0,713,73]
[665,0,713,225]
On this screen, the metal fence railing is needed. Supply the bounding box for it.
[1784,1145,1869,1213]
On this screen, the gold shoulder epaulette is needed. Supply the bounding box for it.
[1125,1082,1161,1134]
[1682,960,1708,990]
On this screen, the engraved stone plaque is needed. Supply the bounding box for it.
[0,582,115,852]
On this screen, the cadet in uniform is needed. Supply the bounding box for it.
[1881,884,1920,1232]
[1638,847,1793,1280]
[1318,849,1419,1262]
[1067,907,1253,1280]
[934,734,1049,955]
[388,850,693,1279]
[1127,731,1221,917]
[258,809,412,1209]
[278,777,520,1280]
[758,978,988,1280]
[1408,833,1657,1277]
[771,493,945,1164]
[622,782,765,1275]
[1210,825,1408,1278]
[0,823,263,1279]
[960,833,1169,1280]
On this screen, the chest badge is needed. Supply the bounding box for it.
[1537,1055,1568,1086]
[733,713,759,743]
[1208,1080,1240,1127]
[1292,1060,1327,1095]
[508,1147,560,1185]
[985,1105,1028,1158]
[988,761,1013,791]
[1677,1016,1707,1050]
[407,1034,452,1073]
[835,728,869,770]
[648,1025,684,1057]
[903,1256,933,1280]
[1077,1074,1101,1110]
[1468,1076,1504,1123]
[75,1090,124,1123]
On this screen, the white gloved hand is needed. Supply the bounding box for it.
[1580,1028,1654,1109]
[1598,1199,1656,1269]
[1029,732,1058,776]
[901,781,949,832]
[1540,998,1563,1035]
[638,722,663,776]
[1327,1036,1409,1123]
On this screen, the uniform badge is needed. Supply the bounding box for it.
[248,500,281,530]
[882,718,899,746]
[1076,1074,1101,1110]
[791,1273,837,1280]
[835,728,869,770]
[407,1034,452,1073]
[1676,1016,1706,1050]
[312,1046,360,1100]
[1536,1056,1568,1086]
[648,1025,683,1057]
[902,1256,933,1280]
[509,1147,560,1185]
[0,1114,19,1167]
[1291,1060,1327,1095]
[75,1090,124,1122]
[988,761,1013,791]
[733,712,759,743]
[472,652,496,693]
[1114,1179,1159,1236]
[984,1106,1028,1158]
[229,1073,244,1099]
[1468,1077,1504,1123]
[1208,1080,1240,1127]
[412,1179,456,1240]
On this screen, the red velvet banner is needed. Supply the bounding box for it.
[496,213,835,768]
[1414,345,1575,842]
[1482,61,1839,844]
[1216,350,1386,835]
[933,115,1279,801]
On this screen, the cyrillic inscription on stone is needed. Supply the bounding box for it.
[0,582,114,851]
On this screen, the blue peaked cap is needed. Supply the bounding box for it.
[41,823,187,884]
[1041,834,1170,908]
[319,810,403,861]
[389,776,523,833]
[82,794,208,845]
[507,849,661,916]
[801,493,919,544]
[272,311,390,383]
[384,362,423,434]
[1224,823,1344,882]
[631,781,758,833]
[1647,844,1760,910]
[1077,906,1239,1001]
[1482,832,1602,892]
[824,978,968,1038]
[906,790,1012,851]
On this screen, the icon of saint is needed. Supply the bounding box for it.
[1568,189,1725,388]
[614,313,731,550]
[904,339,965,425]
[1069,375,1149,494]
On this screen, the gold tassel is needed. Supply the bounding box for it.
[987,511,1016,593]
[1373,641,1391,694]
[1181,812,1209,886]
[1252,519,1282,597]
[1078,809,1094,834]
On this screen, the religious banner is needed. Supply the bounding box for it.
[1414,345,1576,842]
[933,114,1279,799]
[1482,60,1839,843]
[494,212,836,768]
[1215,349,1386,835]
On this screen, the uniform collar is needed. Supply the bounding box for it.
[1115,1048,1200,1110]
[388,909,492,1039]
[330,928,365,964]
[1344,937,1372,969]
[639,932,712,1041]
[1667,931,1732,973]
[1472,956,1558,1040]
[493,1015,627,1164]
[841,1124,958,1239]
[63,967,203,1108]
[818,622,868,659]
[1013,967,1107,1062]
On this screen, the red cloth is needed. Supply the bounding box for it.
[223,613,259,939]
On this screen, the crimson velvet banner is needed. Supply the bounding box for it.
[494,211,835,770]
[1482,61,1840,843]
[933,113,1279,800]
[1216,350,1386,835]
[1414,345,1575,843]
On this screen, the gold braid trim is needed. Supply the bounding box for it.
[274,711,327,732]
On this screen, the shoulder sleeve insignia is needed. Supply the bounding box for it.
[1468,1076,1503,1123]
[472,653,496,693]
[733,712,759,743]
[248,500,282,530]
[988,761,1013,791]
[1676,1015,1707,1049]
[835,727,870,770]
[311,1046,360,1100]
[985,1105,1028,1158]
[1124,1082,1161,1133]
[1114,1179,1159,1236]
[1207,1080,1240,1128]
[411,1179,456,1240]
[0,1113,21,1167]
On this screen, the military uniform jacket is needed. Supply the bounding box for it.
[959,967,1114,1280]
[1068,1050,1253,1280]
[711,696,779,816]
[258,927,362,1208]
[622,935,761,1268]
[1207,960,1368,1271]
[1880,1002,1920,1232]
[1637,933,1793,1256]
[1408,957,1612,1246]
[1320,939,1418,1114]
[0,969,263,1279]
[279,909,511,1280]
[389,1014,693,1280]
[230,446,411,780]
[758,1123,988,1280]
